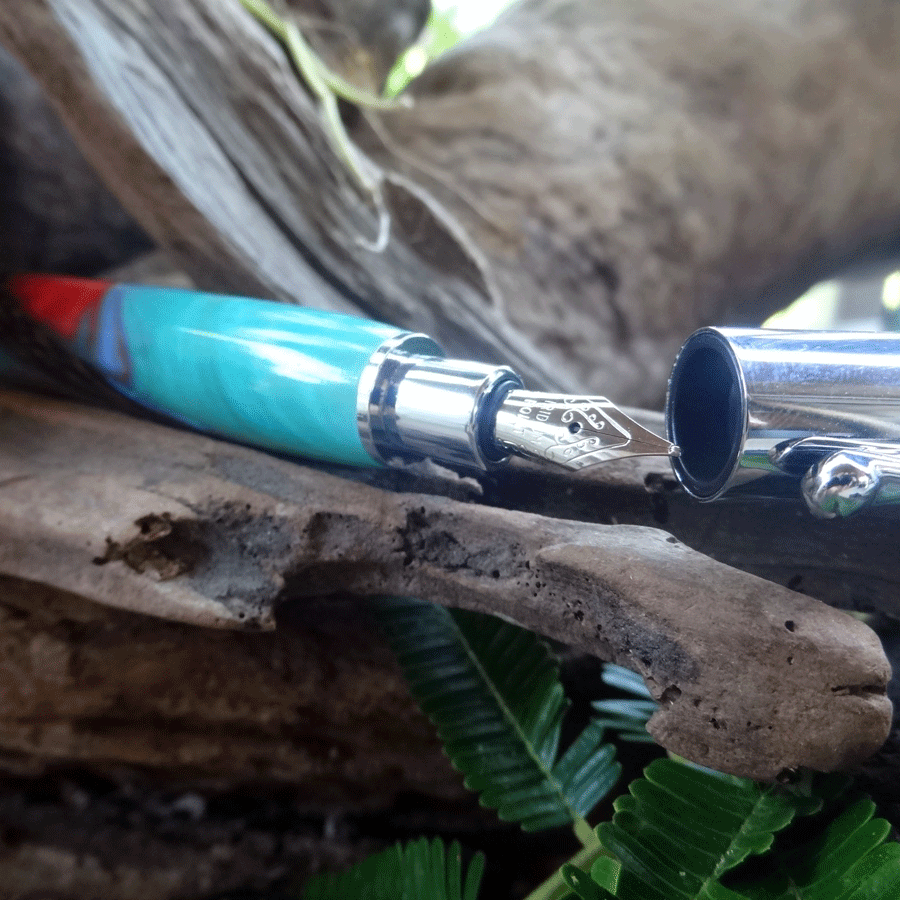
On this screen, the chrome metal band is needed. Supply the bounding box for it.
[357,334,522,470]
[356,332,444,465]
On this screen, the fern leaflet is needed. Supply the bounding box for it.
[562,758,815,899]
[724,796,900,899]
[591,664,657,744]
[377,598,621,835]
[302,837,484,900]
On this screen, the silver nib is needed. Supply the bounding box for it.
[492,391,679,471]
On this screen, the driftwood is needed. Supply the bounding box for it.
[0,569,460,803]
[4,1,900,403]
[0,583,406,898]
[0,389,890,782]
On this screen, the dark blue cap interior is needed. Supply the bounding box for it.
[666,331,744,499]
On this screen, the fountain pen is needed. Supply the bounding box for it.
[2,275,677,474]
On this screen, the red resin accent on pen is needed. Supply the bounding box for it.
[6,274,111,340]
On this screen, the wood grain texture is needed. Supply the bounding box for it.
[0,573,459,801]
[4,1,900,404]
[0,389,890,781]
[0,0,547,386]
[386,0,900,403]
[0,575,430,897]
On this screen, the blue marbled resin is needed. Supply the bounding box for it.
[98,285,407,466]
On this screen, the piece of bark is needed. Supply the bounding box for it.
[0,389,889,780]
[5,2,900,404]
[485,453,900,620]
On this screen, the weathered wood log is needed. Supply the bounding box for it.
[4,1,900,404]
[382,0,900,402]
[487,461,900,620]
[0,389,889,781]
[0,572,460,802]
[0,813,365,900]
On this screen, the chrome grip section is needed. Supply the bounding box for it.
[357,336,522,470]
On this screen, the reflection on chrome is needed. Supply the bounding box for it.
[666,328,900,517]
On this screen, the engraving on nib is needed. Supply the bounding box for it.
[492,392,678,471]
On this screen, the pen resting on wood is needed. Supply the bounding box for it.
[0,0,899,788]
[0,389,890,782]
[3,0,900,894]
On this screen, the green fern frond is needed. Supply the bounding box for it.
[589,699,657,744]
[591,665,658,744]
[600,664,654,699]
[302,837,484,900]
[377,598,621,837]
[725,796,900,899]
[562,758,817,900]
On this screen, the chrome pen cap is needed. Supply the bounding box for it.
[665,327,900,506]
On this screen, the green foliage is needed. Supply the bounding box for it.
[561,760,900,900]
[377,598,621,835]
[297,760,900,900]
[300,602,900,900]
[598,665,654,699]
[385,0,517,95]
[239,0,396,251]
[591,665,657,744]
[593,759,811,898]
[385,6,463,95]
[725,797,900,899]
[302,837,484,900]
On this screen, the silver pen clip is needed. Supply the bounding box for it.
[492,391,679,471]
[771,436,900,518]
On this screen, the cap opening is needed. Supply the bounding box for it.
[666,331,744,499]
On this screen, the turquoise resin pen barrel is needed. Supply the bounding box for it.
[107,285,416,466]
[5,276,520,470]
